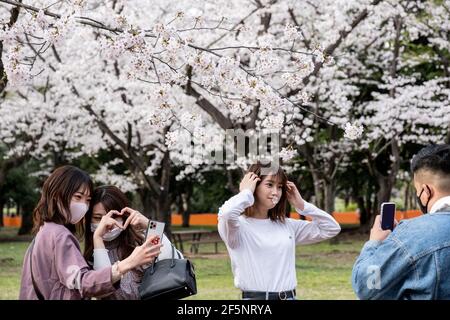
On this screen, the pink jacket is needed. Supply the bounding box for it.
[19,222,118,300]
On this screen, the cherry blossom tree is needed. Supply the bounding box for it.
[349,0,450,227]
[1,0,449,234]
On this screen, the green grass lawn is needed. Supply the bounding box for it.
[0,241,29,300]
[0,227,365,300]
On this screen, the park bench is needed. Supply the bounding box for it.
[171,229,216,253]
[189,239,223,254]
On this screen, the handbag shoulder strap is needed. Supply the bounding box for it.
[29,238,45,300]
[150,243,181,274]
[154,234,182,262]
[174,245,182,259]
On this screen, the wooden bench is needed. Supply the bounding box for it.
[190,239,223,254]
[171,230,213,253]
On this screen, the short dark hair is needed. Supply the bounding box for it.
[411,144,450,175]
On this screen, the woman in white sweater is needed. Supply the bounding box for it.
[218,162,341,300]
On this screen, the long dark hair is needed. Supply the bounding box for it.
[32,165,93,235]
[83,185,145,262]
[244,161,288,222]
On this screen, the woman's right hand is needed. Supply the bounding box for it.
[119,235,163,272]
[239,172,261,193]
[93,210,124,239]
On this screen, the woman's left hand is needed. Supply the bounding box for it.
[121,207,149,231]
[286,181,305,211]
[93,210,124,247]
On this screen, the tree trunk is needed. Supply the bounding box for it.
[0,171,7,227]
[181,211,190,228]
[138,188,156,219]
[226,168,240,194]
[323,179,338,244]
[356,196,368,225]
[156,194,172,237]
[18,203,34,235]
[0,199,4,227]
[375,140,400,212]
[17,194,36,235]
[323,180,336,214]
[409,184,417,211]
[138,187,172,237]
[181,193,190,228]
[344,193,350,209]
[18,217,33,235]
[376,175,393,213]
[404,182,410,210]
[356,180,375,232]
[156,151,172,237]
[360,137,400,232]
[310,169,324,208]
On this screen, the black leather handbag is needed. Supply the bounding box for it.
[139,245,197,300]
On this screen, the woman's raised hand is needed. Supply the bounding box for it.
[286,181,305,211]
[120,207,149,231]
[93,210,124,239]
[239,172,261,193]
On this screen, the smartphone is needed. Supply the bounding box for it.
[380,202,396,231]
[145,220,165,245]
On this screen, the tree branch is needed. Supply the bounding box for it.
[206,7,261,48]
[389,15,402,97]
[184,68,234,130]
[0,0,123,33]
[81,103,162,195]
[0,0,22,93]
[289,0,383,96]
[288,8,311,50]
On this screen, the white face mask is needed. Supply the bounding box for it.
[69,202,89,224]
[91,217,123,242]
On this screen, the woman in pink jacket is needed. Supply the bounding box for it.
[19,165,161,300]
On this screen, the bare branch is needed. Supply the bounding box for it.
[206,7,261,48]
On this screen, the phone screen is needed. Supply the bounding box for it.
[381,203,395,231]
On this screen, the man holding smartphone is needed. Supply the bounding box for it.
[352,144,450,299]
